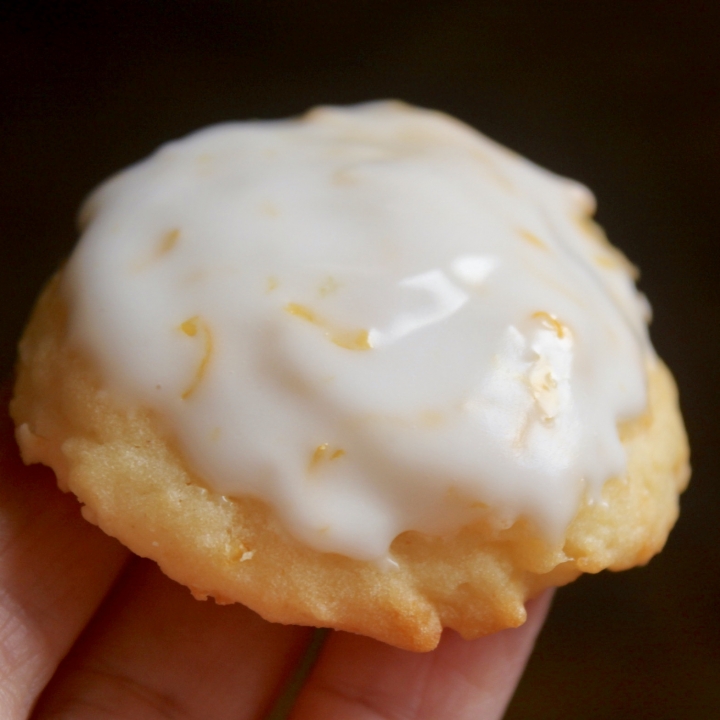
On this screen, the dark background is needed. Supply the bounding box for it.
[1,1,718,717]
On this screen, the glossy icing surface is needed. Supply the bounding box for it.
[65,102,653,560]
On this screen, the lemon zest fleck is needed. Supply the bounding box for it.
[158,228,180,256]
[518,229,547,250]
[286,303,372,351]
[532,311,566,339]
[179,316,213,399]
[285,303,317,323]
[330,329,372,351]
[310,443,329,469]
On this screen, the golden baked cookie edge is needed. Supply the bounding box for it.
[10,275,690,651]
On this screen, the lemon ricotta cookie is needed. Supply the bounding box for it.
[12,102,689,651]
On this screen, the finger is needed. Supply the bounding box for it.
[290,590,553,720]
[33,558,313,720]
[0,398,130,720]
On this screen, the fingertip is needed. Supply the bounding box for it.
[290,591,554,720]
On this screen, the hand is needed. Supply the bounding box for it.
[0,397,551,720]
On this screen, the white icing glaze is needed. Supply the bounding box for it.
[65,101,653,560]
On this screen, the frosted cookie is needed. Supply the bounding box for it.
[11,102,689,651]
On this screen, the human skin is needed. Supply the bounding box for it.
[0,384,551,720]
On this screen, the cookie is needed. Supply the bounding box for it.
[11,102,690,650]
